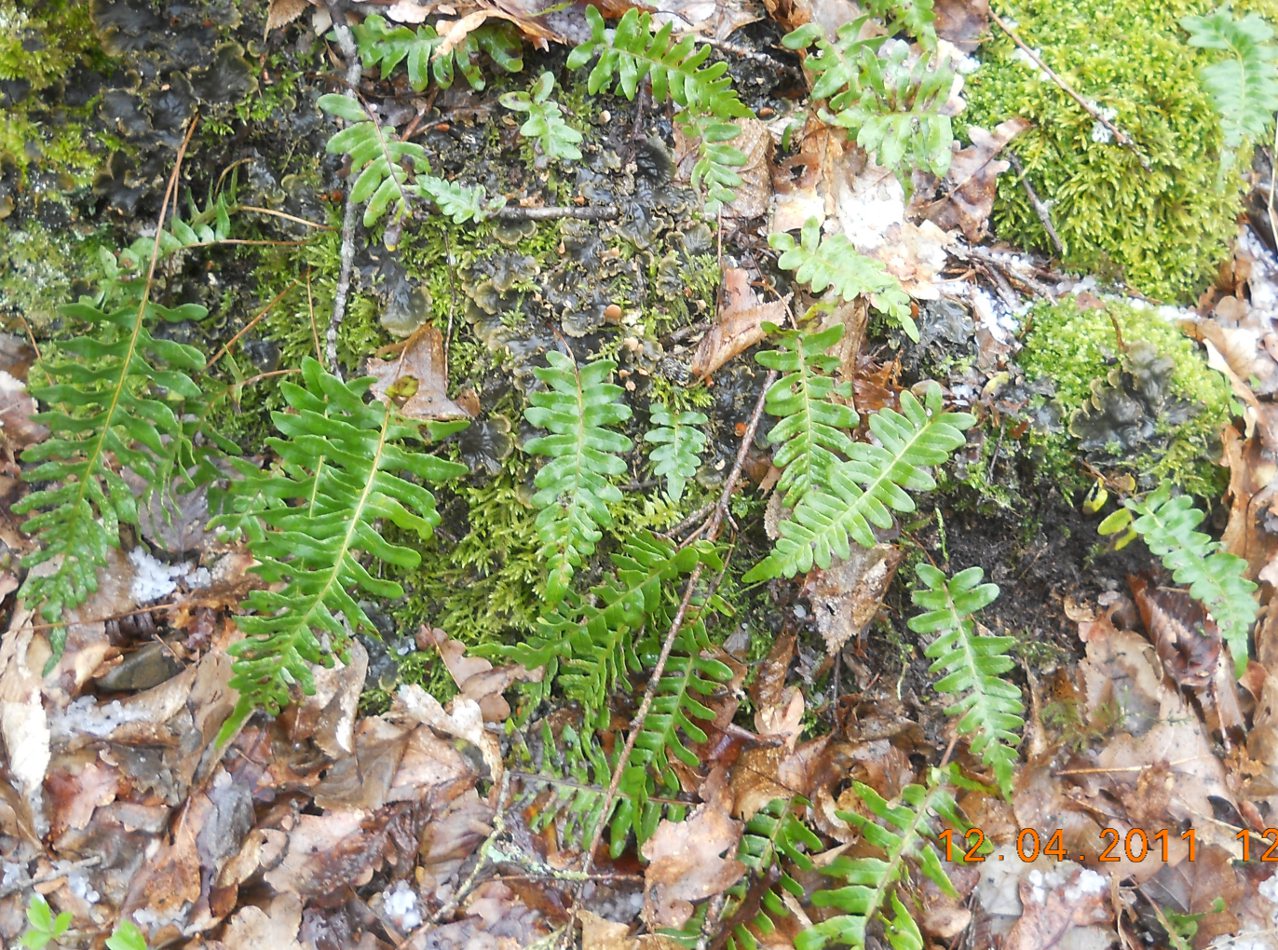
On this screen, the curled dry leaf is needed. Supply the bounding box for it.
[367,324,470,422]
[750,633,804,748]
[1128,574,1219,691]
[418,625,542,722]
[919,118,1030,240]
[690,267,789,381]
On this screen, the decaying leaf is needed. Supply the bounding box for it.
[367,324,470,421]
[804,543,901,655]
[690,267,789,380]
[265,0,310,33]
[750,633,804,747]
[642,789,745,928]
[418,625,542,722]
[934,0,990,51]
[919,118,1030,240]
[1128,574,1220,690]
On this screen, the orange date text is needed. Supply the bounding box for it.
[939,827,1198,864]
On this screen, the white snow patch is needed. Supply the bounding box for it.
[50,696,149,740]
[129,547,183,602]
[382,880,422,930]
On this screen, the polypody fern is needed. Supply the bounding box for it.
[500,72,584,164]
[219,357,465,740]
[747,383,974,581]
[771,219,916,341]
[644,403,708,502]
[319,93,428,228]
[1182,8,1278,154]
[351,13,523,92]
[909,565,1022,797]
[524,351,633,605]
[1100,485,1257,675]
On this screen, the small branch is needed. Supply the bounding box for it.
[989,8,1151,172]
[573,367,777,901]
[495,204,619,222]
[324,0,364,377]
[1008,154,1065,257]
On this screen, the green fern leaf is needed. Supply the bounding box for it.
[770,219,917,341]
[644,403,708,501]
[756,322,860,508]
[746,383,974,581]
[865,0,938,47]
[319,93,429,227]
[909,565,1022,797]
[726,798,821,949]
[219,357,465,739]
[500,72,585,163]
[351,13,523,92]
[1182,9,1278,151]
[524,351,633,604]
[567,5,752,208]
[414,174,505,223]
[16,296,207,649]
[797,768,965,950]
[1123,486,1258,675]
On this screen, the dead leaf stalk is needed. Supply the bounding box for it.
[1007,154,1065,256]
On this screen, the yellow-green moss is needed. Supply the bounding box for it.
[963,0,1278,301]
[1019,296,1235,498]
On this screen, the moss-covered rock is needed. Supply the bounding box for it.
[963,0,1278,302]
[1018,295,1235,499]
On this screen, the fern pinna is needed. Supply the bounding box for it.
[499,72,585,165]
[352,13,523,92]
[566,4,753,211]
[1181,8,1278,154]
[756,322,860,508]
[219,357,465,740]
[16,294,207,650]
[524,351,633,605]
[771,220,916,340]
[909,565,1023,798]
[644,403,708,502]
[1101,486,1258,675]
[747,383,974,581]
[724,798,822,949]
[798,767,970,949]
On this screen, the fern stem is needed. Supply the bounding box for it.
[576,368,777,888]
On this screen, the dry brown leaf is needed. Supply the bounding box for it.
[690,267,788,380]
[417,626,541,722]
[804,544,901,655]
[0,606,50,836]
[0,370,47,450]
[265,0,310,33]
[220,892,303,948]
[367,324,469,421]
[290,641,367,758]
[722,119,774,219]
[1003,863,1111,950]
[394,685,502,781]
[649,1,762,42]
[919,118,1029,240]
[750,633,805,748]
[1128,574,1219,691]
[934,0,989,51]
[642,792,745,929]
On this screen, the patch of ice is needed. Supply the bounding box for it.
[63,865,100,904]
[129,547,182,602]
[1064,867,1106,900]
[382,879,422,930]
[1090,105,1118,144]
[50,696,149,740]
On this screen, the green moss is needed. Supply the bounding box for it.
[0,219,108,327]
[1018,296,1234,499]
[963,0,1278,301]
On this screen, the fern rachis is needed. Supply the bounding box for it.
[909,564,1022,797]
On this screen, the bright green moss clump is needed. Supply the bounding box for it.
[964,0,1278,302]
[1019,296,1235,499]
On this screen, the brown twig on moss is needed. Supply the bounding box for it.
[989,8,1151,172]
[1008,154,1065,256]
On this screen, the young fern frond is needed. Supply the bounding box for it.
[783,21,954,183]
[218,357,465,740]
[797,768,967,950]
[567,4,752,210]
[726,798,822,949]
[319,93,429,228]
[746,384,974,581]
[351,13,523,92]
[524,351,633,605]
[1182,9,1278,153]
[770,220,917,341]
[864,0,938,48]
[16,297,207,649]
[644,403,708,501]
[499,72,585,164]
[909,565,1022,797]
[757,323,860,508]
[491,532,718,713]
[1100,486,1258,675]
[414,174,505,224]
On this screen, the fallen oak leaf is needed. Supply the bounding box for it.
[690,267,789,381]
[417,626,542,722]
[920,118,1030,240]
[642,792,745,928]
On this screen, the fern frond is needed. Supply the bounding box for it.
[16,297,207,645]
[351,13,523,92]
[797,767,966,950]
[644,403,708,501]
[1182,9,1278,151]
[746,384,974,581]
[319,93,429,227]
[493,531,718,711]
[756,322,860,508]
[500,72,585,164]
[1115,486,1258,675]
[726,798,821,949]
[909,565,1022,797]
[524,351,633,604]
[219,357,465,738]
[567,4,752,209]
[414,174,505,223]
[864,0,938,47]
[770,220,917,341]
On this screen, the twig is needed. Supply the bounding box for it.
[1007,154,1065,256]
[572,366,778,903]
[495,204,619,222]
[205,278,300,369]
[323,0,364,378]
[989,8,1151,171]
